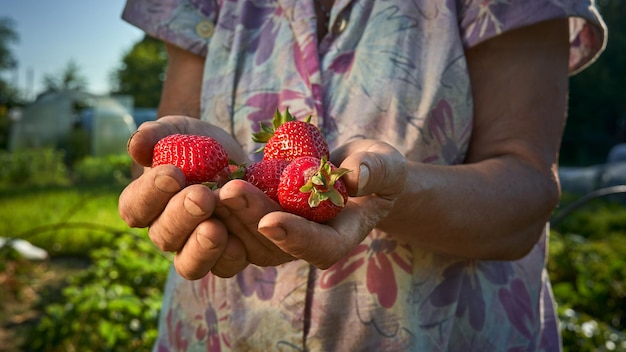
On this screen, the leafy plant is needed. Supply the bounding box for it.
[0,148,69,187]
[1,151,171,351]
[25,232,170,351]
[553,200,626,241]
[72,153,133,185]
[559,307,626,352]
[549,194,626,351]
[550,232,626,329]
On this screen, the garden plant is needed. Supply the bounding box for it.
[0,148,625,351]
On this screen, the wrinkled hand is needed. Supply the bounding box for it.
[227,138,408,270]
[119,116,253,279]
[120,116,407,279]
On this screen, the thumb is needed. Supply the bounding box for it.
[333,140,407,199]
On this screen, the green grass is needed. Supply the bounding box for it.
[0,183,145,257]
[0,150,167,351]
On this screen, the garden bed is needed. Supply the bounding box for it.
[0,257,90,352]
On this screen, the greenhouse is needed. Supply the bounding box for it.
[8,90,136,159]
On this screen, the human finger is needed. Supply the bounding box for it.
[331,139,407,198]
[214,180,295,266]
[127,118,186,167]
[128,116,249,166]
[257,200,378,270]
[118,164,186,228]
[172,217,230,280]
[210,235,250,278]
[148,183,216,252]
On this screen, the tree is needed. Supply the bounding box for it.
[110,35,167,108]
[0,17,18,72]
[42,60,89,92]
[0,16,20,103]
[0,17,20,150]
[561,0,626,166]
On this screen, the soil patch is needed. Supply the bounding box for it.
[0,256,90,352]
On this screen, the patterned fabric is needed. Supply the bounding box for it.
[122,1,606,350]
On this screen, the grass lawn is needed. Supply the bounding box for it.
[0,181,160,351]
[0,183,138,257]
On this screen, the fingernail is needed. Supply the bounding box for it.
[220,195,248,210]
[195,231,219,251]
[184,194,208,217]
[259,226,287,241]
[220,252,237,261]
[127,129,140,152]
[155,174,181,193]
[358,164,370,194]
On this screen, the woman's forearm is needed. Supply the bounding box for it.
[378,158,559,260]
[376,19,569,261]
[157,43,205,118]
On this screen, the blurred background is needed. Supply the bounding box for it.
[0,0,625,351]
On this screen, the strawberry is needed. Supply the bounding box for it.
[243,159,290,202]
[277,156,350,223]
[252,108,329,162]
[152,134,230,185]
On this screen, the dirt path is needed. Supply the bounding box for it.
[0,257,89,352]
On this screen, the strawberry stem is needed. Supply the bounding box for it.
[252,107,297,144]
[299,157,351,208]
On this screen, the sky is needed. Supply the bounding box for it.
[1,0,145,98]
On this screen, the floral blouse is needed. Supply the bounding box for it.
[122,0,606,350]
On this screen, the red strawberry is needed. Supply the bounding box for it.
[243,159,290,202]
[277,156,350,223]
[252,108,329,162]
[152,134,229,185]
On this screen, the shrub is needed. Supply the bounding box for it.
[1,148,170,351]
[550,232,626,329]
[0,148,69,187]
[72,154,133,185]
[0,148,133,188]
[25,232,170,351]
[559,307,626,352]
[550,195,626,351]
[554,195,626,241]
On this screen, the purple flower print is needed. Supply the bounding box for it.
[245,91,317,128]
[429,260,514,331]
[188,0,217,17]
[237,265,277,300]
[159,308,190,352]
[422,99,470,165]
[320,230,413,308]
[239,1,281,65]
[193,306,221,352]
[328,52,355,74]
[460,0,507,45]
[123,0,178,24]
[499,278,535,341]
[294,37,320,87]
[191,275,230,350]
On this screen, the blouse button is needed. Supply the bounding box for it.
[332,14,348,35]
[195,20,214,38]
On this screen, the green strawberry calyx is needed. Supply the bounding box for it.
[227,159,247,180]
[252,107,312,151]
[299,157,351,208]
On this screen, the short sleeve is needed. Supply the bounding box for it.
[458,0,607,75]
[121,0,219,56]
